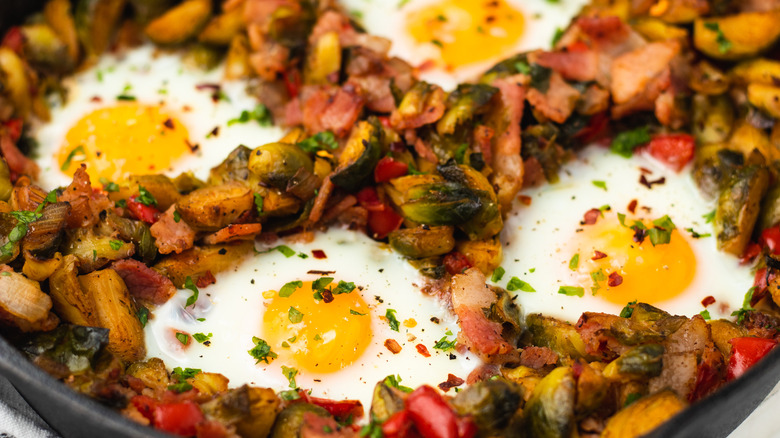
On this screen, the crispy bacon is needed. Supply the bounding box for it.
[473,125,494,164]
[0,133,39,179]
[302,85,365,137]
[520,346,559,369]
[535,49,599,82]
[300,412,358,438]
[111,259,176,305]
[488,77,525,208]
[610,41,680,105]
[526,71,580,123]
[308,176,334,225]
[202,223,262,245]
[58,166,111,228]
[150,206,195,255]
[413,138,438,163]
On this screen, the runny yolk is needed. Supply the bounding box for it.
[262,281,372,374]
[57,104,191,182]
[569,214,696,305]
[406,0,525,69]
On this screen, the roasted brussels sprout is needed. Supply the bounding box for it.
[400,182,483,226]
[63,228,135,273]
[369,380,406,422]
[75,0,127,59]
[601,390,686,438]
[330,120,383,192]
[176,182,253,231]
[270,403,330,438]
[21,324,109,377]
[249,143,314,190]
[439,163,503,240]
[451,379,523,437]
[144,0,212,45]
[525,314,591,361]
[19,24,73,74]
[202,385,281,438]
[524,367,576,438]
[305,31,341,84]
[747,84,780,119]
[603,344,665,380]
[455,239,502,276]
[198,5,245,46]
[0,159,12,202]
[691,94,734,146]
[126,357,169,392]
[0,48,32,118]
[714,164,769,255]
[731,58,780,86]
[153,241,253,287]
[388,226,455,258]
[44,0,80,64]
[437,84,498,135]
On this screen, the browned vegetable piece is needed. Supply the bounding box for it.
[694,10,780,60]
[78,268,145,362]
[75,0,127,60]
[714,164,769,255]
[708,319,746,357]
[111,175,182,212]
[525,314,591,361]
[523,367,576,438]
[63,228,135,273]
[198,3,245,46]
[305,31,341,84]
[22,202,70,259]
[224,34,253,80]
[601,391,686,438]
[450,379,523,436]
[176,182,253,231]
[248,143,314,191]
[455,239,502,276]
[22,252,62,282]
[691,94,734,146]
[574,362,608,416]
[747,84,780,119]
[369,380,405,422]
[731,58,780,86]
[19,24,73,74]
[202,385,281,438]
[145,0,212,45]
[49,255,98,327]
[0,48,32,118]
[188,372,229,396]
[269,403,330,438]
[757,185,780,233]
[153,241,253,287]
[388,226,455,258]
[689,61,730,95]
[44,0,80,63]
[126,357,169,392]
[0,271,57,332]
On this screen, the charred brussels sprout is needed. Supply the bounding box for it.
[75,0,126,59]
[0,158,12,202]
[601,391,686,438]
[330,121,382,192]
[389,226,455,258]
[451,379,523,436]
[370,380,406,422]
[691,94,733,145]
[715,164,769,255]
[604,344,665,379]
[22,324,109,376]
[249,143,314,190]
[524,367,576,438]
[19,24,73,74]
[438,163,502,240]
[202,385,281,438]
[270,403,330,438]
[757,184,780,233]
[400,182,483,226]
[610,303,687,345]
[437,84,498,135]
[525,314,590,361]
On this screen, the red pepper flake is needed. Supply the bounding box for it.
[592,251,607,260]
[90,96,102,103]
[195,271,216,288]
[312,250,327,259]
[182,105,192,112]
[639,175,666,189]
[307,269,335,275]
[208,126,219,137]
[163,118,174,130]
[437,374,465,392]
[185,140,199,153]
[701,296,716,307]
[581,208,601,225]
[627,199,638,214]
[608,271,623,287]
[518,195,532,206]
[640,167,653,174]
[384,339,402,354]
[741,243,761,264]
[416,344,431,357]
[321,289,334,303]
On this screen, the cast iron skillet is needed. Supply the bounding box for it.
[2,2,780,437]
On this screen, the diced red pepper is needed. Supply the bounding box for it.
[126,196,160,224]
[455,417,477,438]
[368,206,403,239]
[566,40,589,52]
[443,252,472,276]
[382,410,414,438]
[647,134,695,172]
[153,401,204,437]
[356,187,385,212]
[726,337,778,381]
[1,27,24,53]
[282,69,302,98]
[130,395,158,422]
[298,392,364,421]
[573,111,609,145]
[406,386,460,438]
[2,119,23,142]
[375,157,409,183]
[741,242,762,265]
[195,420,229,438]
[760,226,780,255]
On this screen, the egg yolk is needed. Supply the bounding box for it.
[407,0,525,69]
[262,281,372,373]
[57,104,191,182]
[569,214,696,305]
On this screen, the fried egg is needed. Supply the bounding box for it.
[146,228,480,408]
[498,145,754,322]
[31,45,284,190]
[341,0,589,90]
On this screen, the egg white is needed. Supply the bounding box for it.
[30,45,284,190]
[340,0,589,90]
[146,228,480,408]
[498,145,754,322]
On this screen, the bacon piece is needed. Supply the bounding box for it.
[196,271,216,288]
[438,374,465,392]
[308,176,334,225]
[282,98,304,126]
[111,259,176,305]
[389,84,446,130]
[309,10,357,47]
[582,208,601,225]
[150,206,195,255]
[575,312,627,360]
[202,223,262,245]
[473,125,494,164]
[302,85,365,137]
[321,195,357,223]
[526,72,580,123]
[535,49,599,82]
[612,68,672,119]
[520,346,559,369]
[347,76,395,113]
[300,412,358,438]
[488,77,525,209]
[413,138,438,163]
[0,133,38,179]
[58,166,111,228]
[611,41,680,105]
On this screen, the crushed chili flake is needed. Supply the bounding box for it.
[627,199,638,214]
[182,105,192,112]
[321,289,334,303]
[196,271,216,288]
[518,195,532,206]
[639,167,653,174]
[701,296,716,307]
[90,96,102,103]
[185,140,199,153]
[592,251,607,260]
[581,208,601,225]
[416,344,431,357]
[437,374,465,392]
[608,271,623,287]
[312,250,327,259]
[208,126,219,137]
[384,339,402,354]
[307,270,335,275]
[639,175,666,189]
[163,118,174,129]
[633,228,647,243]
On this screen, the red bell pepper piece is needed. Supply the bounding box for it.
[382,410,414,438]
[1,27,24,53]
[443,252,473,276]
[130,395,158,422]
[356,187,385,212]
[126,195,160,224]
[282,69,302,98]
[741,242,762,265]
[727,337,778,381]
[153,401,204,437]
[647,134,695,172]
[760,226,780,255]
[368,206,403,239]
[297,391,364,421]
[375,157,409,183]
[406,386,461,438]
[2,119,23,142]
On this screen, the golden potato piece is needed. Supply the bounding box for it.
[198,5,244,46]
[601,390,686,438]
[145,0,212,45]
[153,241,253,287]
[694,10,780,60]
[747,83,780,119]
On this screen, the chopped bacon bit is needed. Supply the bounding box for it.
[608,271,623,287]
[581,208,602,225]
[592,251,607,260]
[443,252,473,275]
[312,250,327,259]
[518,195,532,206]
[321,289,334,303]
[163,118,174,129]
[639,175,666,189]
[627,199,638,213]
[196,271,217,288]
[416,344,431,357]
[91,96,102,103]
[185,140,199,153]
[384,339,402,354]
[208,126,219,137]
[307,270,336,275]
[437,374,465,392]
[702,296,716,307]
[519,346,559,369]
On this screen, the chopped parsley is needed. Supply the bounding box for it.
[279,280,303,298]
[175,332,189,345]
[620,300,637,318]
[686,228,711,238]
[137,185,157,206]
[227,104,273,127]
[248,337,277,364]
[514,61,531,75]
[1,210,42,257]
[168,367,201,393]
[491,266,506,282]
[731,287,756,324]
[624,392,642,407]
[704,22,732,54]
[184,276,199,308]
[507,276,536,292]
[281,365,298,389]
[109,240,124,250]
[350,309,366,316]
[173,210,181,223]
[279,390,300,401]
[297,131,338,153]
[551,27,564,47]
[137,306,149,328]
[648,215,676,246]
[592,180,607,191]
[558,286,585,297]
[274,245,296,258]
[254,194,264,216]
[569,253,580,271]
[703,210,716,223]
[699,309,711,320]
[433,335,456,351]
[431,39,444,48]
[610,126,651,158]
[61,145,86,171]
[333,280,356,295]
[288,306,304,323]
[386,309,400,332]
[99,177,119,192]
[384,375,413,393]
[193,332,212,343]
